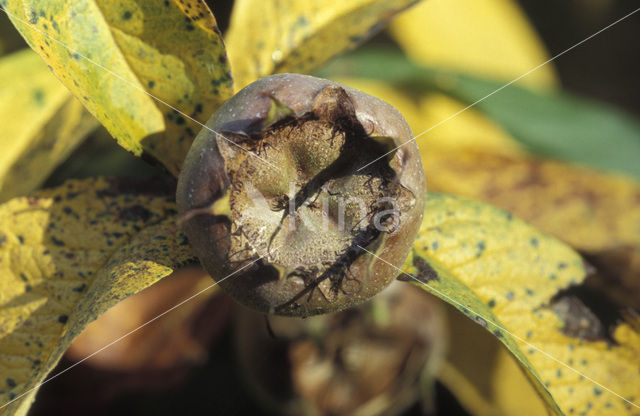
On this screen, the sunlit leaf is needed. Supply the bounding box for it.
[0,49,97,202]
[403,193,640,415]
[335,77,640,311]
[331,78,525,157]
[0,177,196,415]
[389,0,558,89]
[225,0,421,90]
[438,301,547,416]
[3,0,233,176]
[421,145,640,312]
[319,50,640,179]
[421,147,640,255]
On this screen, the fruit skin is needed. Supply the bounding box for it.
[177,73,426,317]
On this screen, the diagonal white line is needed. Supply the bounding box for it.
[356,7,640,172]
[357,245,640,410]
[0,245,280,411]
[0,6,282,173]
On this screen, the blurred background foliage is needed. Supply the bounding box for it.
[1,0,639,415]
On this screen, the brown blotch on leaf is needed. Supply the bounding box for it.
[118,205,152,223]
[411,256,439,284]
[550,285,623,343]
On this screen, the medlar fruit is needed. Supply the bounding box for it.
[177,73,425,316]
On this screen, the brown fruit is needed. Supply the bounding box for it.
[234,282,446,416]
[177,73,425,316]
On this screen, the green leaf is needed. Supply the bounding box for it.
[0,48,97,202]
[3,0,233,177]
[319,49,640,180]
[0,177,196,415]
[225,0,422,90]
[401,193,640,415]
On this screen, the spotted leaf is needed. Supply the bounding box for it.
[225,0,421,90]
[330,77,640,311]
[3,0,233,176]
[403,194,640,415]
[437,301,547,415]
[0,48,97,202]
[420,146,640,310]
[0,177,196,415]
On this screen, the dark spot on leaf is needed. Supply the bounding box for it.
[6,378,16,388]
[525,288,535,296]
[33,89,45,106]
[594,387,602,396]
[20,273,28,281]
[474,316,487,328]
[411,256,439,283]
[119,205,152,222]
[17,235,24,244]
[122,10,132,20]
[58,315,69,324]
[493,330,503,338]
[487,299,496,308]
[431,241,438,251]
[50,236,65,246]
[148,80,155,88]
[530,237,539,247]
[72,283,86,293]
[25,285,32,292]
[558,262,568,270]
[506,291,515,301]
[476,241,485,257]
[550,285,622,343]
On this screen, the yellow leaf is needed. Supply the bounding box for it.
[0,177,196,415]
[225,0,421,90]
[389,0,558,89]
[438,301,547,416]
[421,146,640,311]
[332,78,524,158]
[420,147,640,254]
[0,49,97,202]
[4,0,233,176]
[414,93,526,158]
[403,193,640,415]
